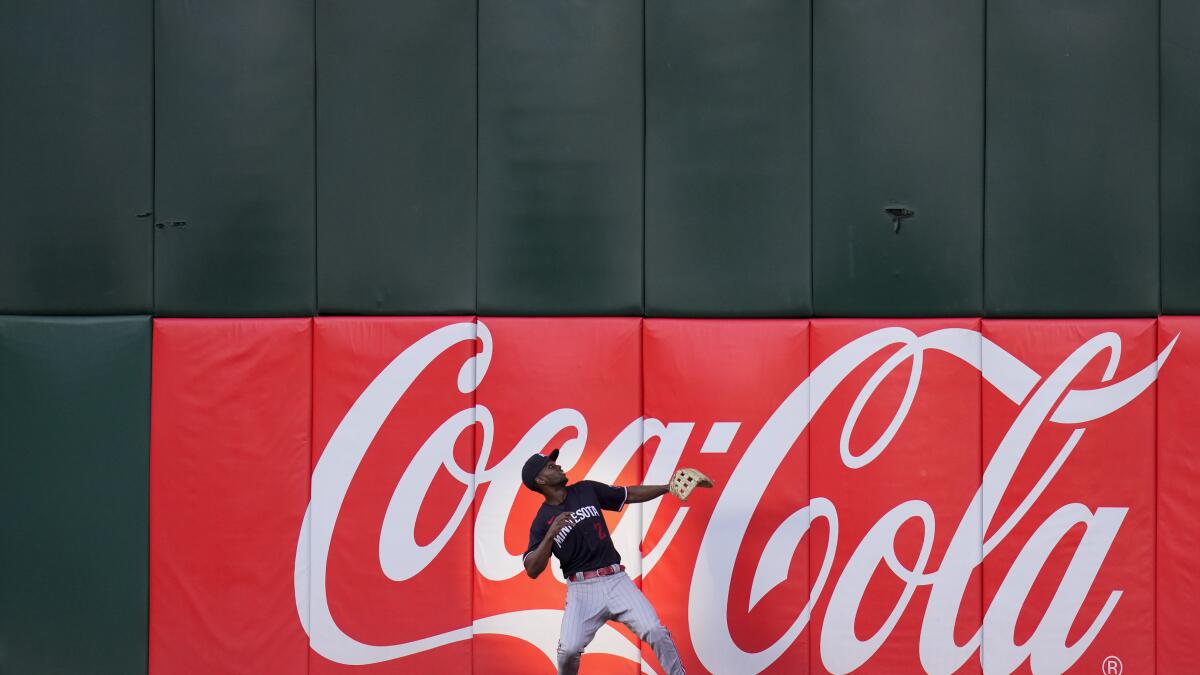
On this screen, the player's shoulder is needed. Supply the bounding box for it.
[574,479,617,488]
[572,479,612,492]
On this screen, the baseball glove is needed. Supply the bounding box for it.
[670,467,714,501]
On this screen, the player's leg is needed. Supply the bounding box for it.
[607,574,686,675]
[556,578,610,675]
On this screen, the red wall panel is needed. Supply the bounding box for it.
[149,319,312,675]
[981,320,1157,675]
[307,317,478,673]
[472,318,644,674]
[809,319,982,675]
[1157,316,1200,673]
[144,316,1195,674]
[642,319,810,674]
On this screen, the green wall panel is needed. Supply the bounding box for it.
[0,0,152,314]
[985,0,1158,316]
[813,0,983,316]
[477,0,643,315]
[154,0,315,316]
[0,316,150,675]
[316,0,476,315]
[644,0,811,317]
[1162,0,1200,313]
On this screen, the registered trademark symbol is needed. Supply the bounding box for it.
[1101,655,1123,675]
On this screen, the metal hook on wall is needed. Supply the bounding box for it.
[884,206,914,233]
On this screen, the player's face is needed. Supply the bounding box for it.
[537,461,568,487]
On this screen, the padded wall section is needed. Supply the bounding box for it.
[980,320,1156,673]
[984,2,1158,316]
[644,1,812,317]
[472,318,643,674]
[0,316,150,674]
[0,1,152,314]
[1158,317,1200,671]
[809,319,982,673]
[315,1,476,315]
[1161,2,1200,313]
[477,1,643,315]
[309,317,476,673]
[149,319,311,674]
[642,320,809,673]
[813,1,982,316]
[154,0,315,316]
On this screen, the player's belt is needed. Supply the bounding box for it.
[568,564,625,582]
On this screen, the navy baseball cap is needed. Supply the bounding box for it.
[521,449,560,491]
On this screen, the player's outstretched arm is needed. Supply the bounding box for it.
[624,485,670,503]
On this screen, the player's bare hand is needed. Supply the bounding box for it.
[547,512,572,538]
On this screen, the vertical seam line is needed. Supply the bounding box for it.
[809,0,815,318]
[641,0,647,317]
[1154,319,1160,670]
[1155,0,1163,666]
[306,318,315,674]
[474,0,480,316]
[1158,0,1163,316]
[147,0,157,654]
[979,318,986,669]
[312,0,318,316]
[151,0,157,315]
[470,316,478,664]
[981,0,989,319]
[147,1,158,659]
[806,318,814,673]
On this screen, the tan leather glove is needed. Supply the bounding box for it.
[670,467,715,501]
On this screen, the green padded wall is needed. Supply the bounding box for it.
[0,0,152,315]
[813,0,983,316]
[985,0,1158,316]
[316,0,476,315]
[477,0,643,315]
[0,316,150,674]
[153,0,315,316]
[1162,0,1200,313]
[644,0,812,317]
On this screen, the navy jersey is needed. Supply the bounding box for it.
[523,480,628,578]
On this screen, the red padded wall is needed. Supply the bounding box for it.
[1157,317,1200,673]
[149,319,312,674]
[144,317,1193,674]
[808,319,982,674]
[642,319,810,674]
[471,318,643,674]
[981,320,1157,675]
[308,317,477,673]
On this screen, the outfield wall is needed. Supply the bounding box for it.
[2,1,1199,674]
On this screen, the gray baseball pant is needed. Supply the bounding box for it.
[556,571,685,675]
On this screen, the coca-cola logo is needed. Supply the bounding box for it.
[292,320,1172,674]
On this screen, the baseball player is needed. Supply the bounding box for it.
[521,448,711,675]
